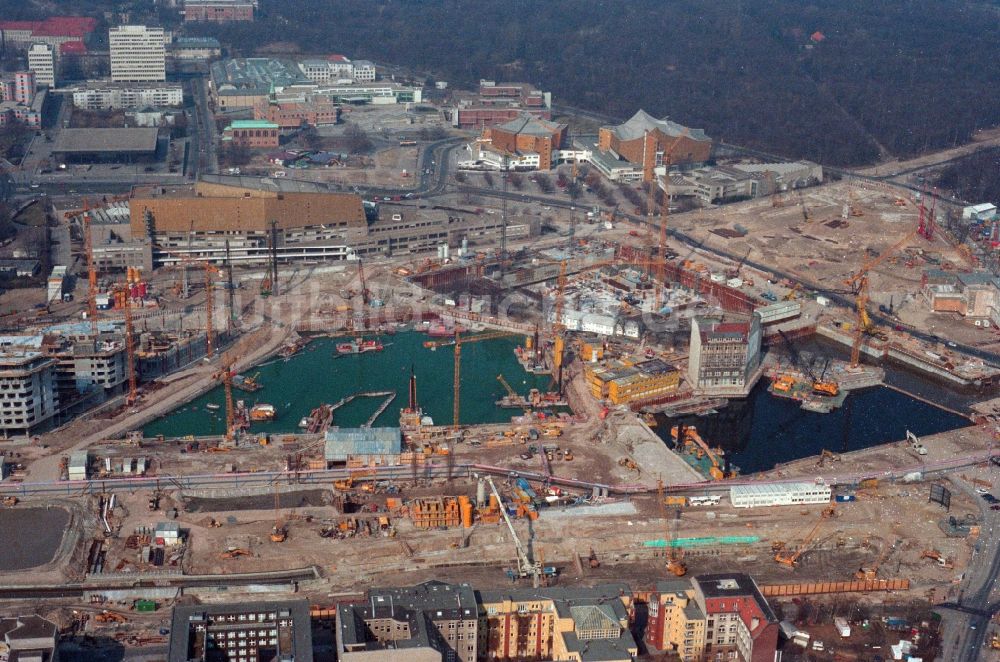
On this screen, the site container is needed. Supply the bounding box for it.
[135,599,157,612]
[834,617,851,637]
[835,494,856,502]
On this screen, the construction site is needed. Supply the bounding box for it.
[0,114,1000,661]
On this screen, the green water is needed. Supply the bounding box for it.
[143,330,558,437]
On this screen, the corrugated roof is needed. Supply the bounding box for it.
[54,128,158,154]
[324,427,401,460]
[227,119,279,129]
[609,109,709,142]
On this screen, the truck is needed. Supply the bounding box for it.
[664,496,688,507]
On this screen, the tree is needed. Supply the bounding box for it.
[535,174,554,194]
[482,171,494,188]
[220,144,252,167]
[454,171,467,184]
[300,124,323,150]
[567,181,582,200]
[343,123,372,154]
[508,173,523,190]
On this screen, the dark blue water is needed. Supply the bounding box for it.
[660,382,972,474]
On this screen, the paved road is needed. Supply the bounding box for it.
[937,475,1000,661]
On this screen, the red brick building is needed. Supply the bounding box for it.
[452,80,552,130]
[222,120,279,148]
[598,109,712,182]
[254,99,340,129]
[481,113,567,171]
[184,0,254,22]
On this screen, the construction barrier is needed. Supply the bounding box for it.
[642,535,760,548]
[760,579,910,597]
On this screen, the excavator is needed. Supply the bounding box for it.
[812,360,839,397]
[270,484,287,543]
[220,548,252,560]
[920,549,954,569]
[671,425,730,481]
[855,539,897,581]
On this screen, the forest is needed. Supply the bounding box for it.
[934,148,1000,203]
[3,0,999,167]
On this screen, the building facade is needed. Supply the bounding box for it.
[452,80,552,130]
[13,71,34,104]
[222,119,280,148]
[337,581,479,662]
[110,25,166,82]
[595,110,712,182]
[72,83,183,110]
[254,98,340,128]
[183,0,254,21]
[477,113,567,172]
[0,16,96,53]
[688,314,762,397]
[0,615,59,662]
[167,600,313,662]
[27,43,56,87]
[647,575,779,662]
[0,338,60,438]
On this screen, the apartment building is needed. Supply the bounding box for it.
[477,584,636,662]
[337,581,478,662]
[110,25,166,82]
[688,314,763,397]
[13,71,34,104]
[71,82,183,110]
[647,575,779,662]
[183,0,254,21]
[167,600,313,662]
[0,336,59,438]
[694,574,779,662]
[646,579,707,661]
[27,43,56,87]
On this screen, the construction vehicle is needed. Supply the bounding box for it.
[816,449,840,467]
[671,425,730,481]
[270,484,287,543]
[485,476,554,587]
[855,539,897,581]
[774,514,825,567]
[95,611,128,624]
[990,634,1000,650]
[588,548,600,569]
[333,477,354,491]
[771,374,796,392]
[618,457,639,473]
[658,480,687,576]
[920,549,954,569]
[1,496,17,506]
[220,548,251,559]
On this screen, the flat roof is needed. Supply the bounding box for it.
[54,128,158,154]
[227,119,279,129]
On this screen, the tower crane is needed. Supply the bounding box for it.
[843,225,920,367]
[357,258,370,307]
[424,330,519,430]
[654,129,690,311]
[118,282,138,405]
[82,202,98,335]
[270,482,287,542]
[484,476,547,587]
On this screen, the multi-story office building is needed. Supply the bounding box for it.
[167,600,313,662]
[451,80,552,130]
[688,314,763,397]
[109,25,166,82]
[27,43,55,87]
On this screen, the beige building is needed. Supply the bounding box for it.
[645,579,707,660]
[110,25,166,82]
[478,584,636,661]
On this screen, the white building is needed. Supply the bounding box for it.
[27,43,55,87]
[729,482,832,508]
[351,59,376,82]
[110,25,166,82]
[155,521,182,545]
[72,82,183,109]
[68,450,89,480]
[0,338,60,438]
[962,203,997,223]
